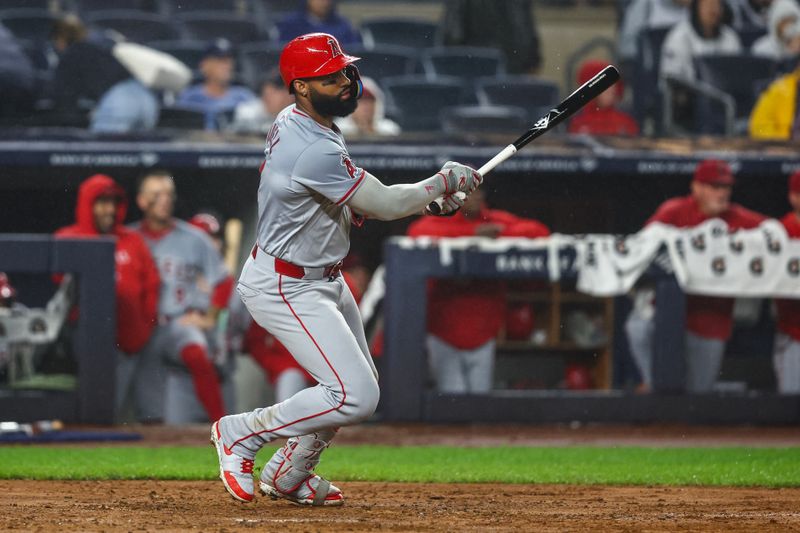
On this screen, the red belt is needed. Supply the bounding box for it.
[251,244,342,280]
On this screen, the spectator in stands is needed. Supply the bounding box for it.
[751,0,800,59]
[625,159,766,394]
[773,171,800,394]
[729,0,773,33]
[335,77,400,137]
[229,70,294,134]
[567,59,639,137]
[407,189,550,394]
[660,0,742,82]
[50,15,152,129]
[177,39,256,131]
[276,0,361,45]
[749,56,800,139]
[0,22,35,120]
[617,0,690,62]
[441,0,542,74]
[54,174,160,421]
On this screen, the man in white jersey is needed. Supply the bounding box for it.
[131,171,228,423]
[211,32,482,506]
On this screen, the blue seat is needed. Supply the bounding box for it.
[157,106,207,130]
[75,0,164,15]
[347,45,418,86]
[360,18,439,50]
[633,27,671,132]
[421,46,506,80]
[165,0,249,16]
[441,105,529,135]
[0,9,57,41]
[382,75,470,131]
[476,76,559,121]
[147,40,208,70]
[694,54,778,134]
[178,12,264,45]
[87,10,179,42]
[238,41,283,90]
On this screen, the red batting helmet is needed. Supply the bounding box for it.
[0,272,16,302]
[279,32,360,89]
[189,213,221,237]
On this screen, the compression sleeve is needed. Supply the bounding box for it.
[346,171,448,221]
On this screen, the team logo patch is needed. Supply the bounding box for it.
[711,256,726,275]
[327,38,342,58]
[749,257,764,276]
[340,154,361,179]
[711,225,726,237]
[788,257,800,277]
[586,242,597,267]
[690,234,706,251]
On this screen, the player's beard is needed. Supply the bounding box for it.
[309,87,358,118]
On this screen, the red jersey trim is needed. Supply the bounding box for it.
[138,220,175,240]
[336,170,366,205]
[229,275,347,450]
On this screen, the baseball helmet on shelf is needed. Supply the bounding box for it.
[0,272,17,302]
[189,212,222,238]
[279,32,362,97]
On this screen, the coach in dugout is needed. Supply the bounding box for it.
[55,174,160,420]
[407,188,550,394]
[774,171,800,394]
[625,159,767,394]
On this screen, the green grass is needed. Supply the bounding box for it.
[0,446,799,487]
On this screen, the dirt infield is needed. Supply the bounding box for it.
[1,480,800,532]
[3,424,800,531]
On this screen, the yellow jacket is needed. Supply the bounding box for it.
[749,70,799,140]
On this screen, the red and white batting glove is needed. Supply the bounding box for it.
[425,192,466,216]
[437,161,483,195]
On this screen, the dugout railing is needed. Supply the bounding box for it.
[380,238,800,425]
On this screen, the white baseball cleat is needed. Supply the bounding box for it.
[210,419,255,503]
[259,474,344,506]
[259,439,344,506]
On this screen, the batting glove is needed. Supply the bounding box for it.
[438,161,482,195]
[426,192,466,216]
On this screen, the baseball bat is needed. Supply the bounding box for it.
[428,64,621,214]
[224,218,243,274]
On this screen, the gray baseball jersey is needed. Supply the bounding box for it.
[131,219,226,318]
[256,105,366,267]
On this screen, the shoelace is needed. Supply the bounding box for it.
[240,458,254,474]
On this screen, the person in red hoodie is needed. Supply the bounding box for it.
[568,59,639,137]
[407,188,550,393]
[55,173,160,420]
[774,171,800,394]
[625,159,766,393]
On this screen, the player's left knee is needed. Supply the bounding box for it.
[343,377,380,423]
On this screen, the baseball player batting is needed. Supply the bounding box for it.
[211,32,482,506]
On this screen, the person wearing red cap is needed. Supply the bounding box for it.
[625,159,766,393]
[211,32,482,506]
[773,171,800,393]
[568,59,639,137]
[55,174,160,420]
[407,188,550,393]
